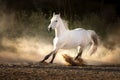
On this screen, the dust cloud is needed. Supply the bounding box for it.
[0,11,67,64]
[0,36,71,64]
[0,11,52,64]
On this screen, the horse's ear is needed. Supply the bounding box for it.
[53,12,55,16]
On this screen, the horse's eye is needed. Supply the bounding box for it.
[55,20,58,22]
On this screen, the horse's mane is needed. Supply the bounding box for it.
[62,19,69,30]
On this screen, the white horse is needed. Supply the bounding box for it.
[41,13,99,63]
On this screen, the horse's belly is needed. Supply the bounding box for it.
[61,36,90,49]
[61,40,80,49]
[62,44,76,49]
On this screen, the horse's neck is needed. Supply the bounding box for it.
[55,19,68,37]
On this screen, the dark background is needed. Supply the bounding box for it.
[2,0,120,19]
[0,0,120,39]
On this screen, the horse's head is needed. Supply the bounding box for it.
[48,12,60,32]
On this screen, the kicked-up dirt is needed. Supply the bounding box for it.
[0,63,120,80]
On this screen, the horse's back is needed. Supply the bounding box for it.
[55,28,97,49]
[70,28,96,44]
[71,28,89,37]
[63,28,91,47]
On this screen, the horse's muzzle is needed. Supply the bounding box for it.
[48,27,52,32]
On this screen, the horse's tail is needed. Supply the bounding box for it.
[88,30,99,55]
[92,32,99,46]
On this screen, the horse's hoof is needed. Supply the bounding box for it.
[49,60,53,63]
[40,60,44,63]
[40,61,48,64]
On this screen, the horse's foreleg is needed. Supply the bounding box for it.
[41,50,55,63]
[50,53,57,63]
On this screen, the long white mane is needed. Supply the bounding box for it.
[62,19,69,30]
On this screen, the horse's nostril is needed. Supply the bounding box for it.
[48,27,52,32]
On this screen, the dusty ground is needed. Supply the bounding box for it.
[0,63,120,80]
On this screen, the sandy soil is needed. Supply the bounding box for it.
[0,63,120,80]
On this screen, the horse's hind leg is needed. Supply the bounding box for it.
[75,46,83,60]
[75,50,82,60]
